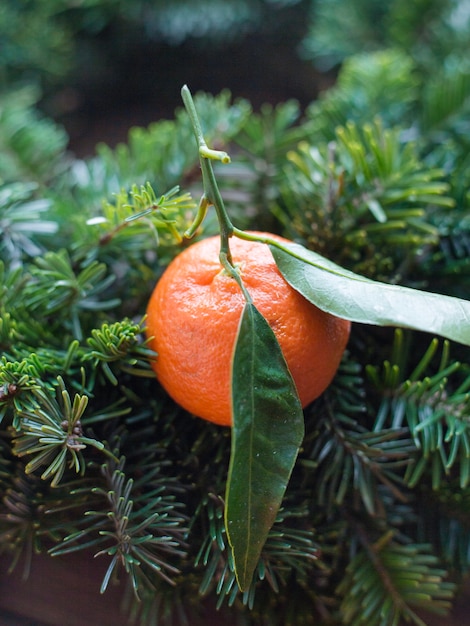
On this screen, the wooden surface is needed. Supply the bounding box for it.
[0,550,469,625]
[0,551,125,626]
[0,550,231,626]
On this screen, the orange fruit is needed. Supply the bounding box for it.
[146,232,351,426]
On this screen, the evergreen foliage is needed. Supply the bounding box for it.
[1,4,470,624]
[300,0,469,75]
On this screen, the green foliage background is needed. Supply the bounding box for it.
[1,1,470,625]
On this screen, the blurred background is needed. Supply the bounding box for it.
[2,0,469,156]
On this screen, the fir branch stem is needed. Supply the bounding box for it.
[354,523,411,618]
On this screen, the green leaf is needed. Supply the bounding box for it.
[225,302,304,591]
[270,241,470,346]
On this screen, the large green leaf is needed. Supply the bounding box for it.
[270,241,470,346]
[225,302,304,591]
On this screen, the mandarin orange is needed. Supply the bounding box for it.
[145,232,351,426]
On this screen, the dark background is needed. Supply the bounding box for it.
[42,1,333,155]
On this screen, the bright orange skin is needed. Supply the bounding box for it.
[146,232,351,426]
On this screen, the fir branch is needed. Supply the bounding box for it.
[368,332,470,490]
[0,182,57,269]
[315,422,413,516]
[0,470,44,579]
[11,377,108,486]
[121,580,194,626]
[0,87,68,183]
[420,201,470,298]
[0,358,45,426]
[24,250,119,341]
[304,49,419,138]
[77,90,249,198]
[235,100,303,158]
[224,100,310,229]
[0,460,62,580]
[296,351,415,519]
[402,366,470,490]
[0,310,19,359]
[299,0,391,70]
[301,0,462,79]
[89,183,196,249]
[421,63,470,133]
[194,493,320,612]
[50,457,188,597]
[277,118,452,280]
[0,260,26,311]
[417,482,470,576]
[0,345,86,419]
[337,528,455,625]
[83,318,155,385]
